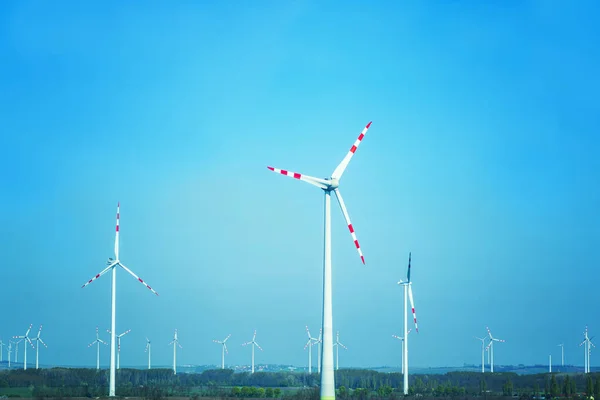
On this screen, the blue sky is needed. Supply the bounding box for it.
[1,0,599,370]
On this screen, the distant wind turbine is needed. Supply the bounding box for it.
[549,355,552,373]
[242,330,263,374]
[474,336,487,373]
[558,343,564,367]
[107,329,131,370]
[333,331,347,371]
[304,326,319,374]
[31,325,47,369]
[213,334,231,369]
[81,203,159,397]
[0,340,5,363]
[485,327,505,373]
[88,326,108,370]
[13,324,34,370]
[579,326,595,373]
[168,329,182,375]
[7,342,12,367]
[13,339,22,363]
[398,253,419,395]
[393,329,412,374]
[145,338,151,370]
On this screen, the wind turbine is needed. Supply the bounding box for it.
[398,252,419,395]
[485,327,505,373]
[31,325,47,369]
[392,329,412,374]
[333,331,347,371]
[88,326,108,370]
[316,328,323,374]
[7,342,12,367]
[549,355,552,373]
[168,329,182,375]
[0,339,5,363]
[558,343,564,367]
[13,324,34,370]
[107,329,131,369]
[242,330,263,374]
[81,203,159,397]
[580,326,595,373]
[267,121,372,400]
[213,334,230,369]
[304,326,319,374]
[145,338,151,370]
[475,336,487,373]
[13,339,22,363]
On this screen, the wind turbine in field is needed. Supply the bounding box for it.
[315,328,323,374]
[31,325,47,369]
[13,339,22,363]
[580,326,595,373]
[7,342,12,367]
[169,329,182,375]
[398,253,419,395]
[333,331,347,371]
[392,329,412,374]
[474,336,487,373]
[81,203,159,396]
[304,326,319,374]
[88,326,108,370]
[145,338,151,370]
[558,343,564,368]
[107,329,131,369]
[242,330,263,373]
[0,340,5,363]
[13,324,34,370]
[485,327,505,373]
[267,121,372,400]
[213,334,231,369]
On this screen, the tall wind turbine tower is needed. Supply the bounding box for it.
[304,326,319,374]
[242,330,263,373]
[393,329,412,374]
[558,343,564,367]
[145,338,151,370]
[107,329,131,369]
[81,203,159,396]
[13,324,34,370]
[88,326,108,370]
[475,337,487,373]
[213,334,231,369]
[7,342,12,368]
[267,121,372,400]
[31,325,47,369]
[580,327,595,373]
[398,253,419,395]
[0,340,5,363]
[333,331,347,371]
[169,329,182,375]
[549,355,552,373]
[485,327,505,373]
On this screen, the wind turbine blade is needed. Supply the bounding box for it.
[224,344,228,354]
[25,324,32,336]
[333,188,365,264]
[305,326,312,339]
[81,263,116,288]
[407,253,411,283]
[392,335,403,340]
[88,340,98,348]
[169,340,175,345]
[408,285,419,332]
[178,343,183,349]
[255,342,263,351]
[224,334,231,342]
[339,342,347,350]
[252,330,257,341]
[119,329,132,337]
[36,325,43,339]
[486,326,494,339]
[117,263,159,296]
[304,338,312,350]
[26,337,34,348]
[242,342,252,346]
[331,121,372,180]
[267,166,329,189]
[38,338,47,348]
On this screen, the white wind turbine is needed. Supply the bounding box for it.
[558,343,564,368]
[88,326,108,370]
[213,334,231,369]
[474,336,487,373]
[398,253,419,395]
[242,330,263,373]
[81,203,159,397]
[13,339,22,363]
[31,325,47,369]
[315,328,323,374]
[0,339,5,363]
[145,338,151,370]
[333,331,347,371]
[579,326,595,373]
[392,329,412,374]
[13,324,34,370]
[485,327,505,373]
[7,342,12,368]
[169,329,182,375]
[304,326,319,374]
[107,329,131,370]
[267,121,372,400]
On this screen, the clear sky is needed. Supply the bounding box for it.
[1,0,599,370]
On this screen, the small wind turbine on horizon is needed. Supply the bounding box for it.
[213,334,231,369]
[81,203,159,397]
[304,326,319,374]
[145,338,151,370]
[579,326,595,373]
[549,355,552,373]
[7,342,12,368]
[0,339,5,363]
[485,327,505,373]
[88,326,108,370]
[267,121,373,400]
[13,324,34,370]
[398,253,419,395]
[107,329,131,370]
[169,329,182,375]
[242,330,263,374]
[558,343,564,367]
[393,329,412,374]
[474,336,487,373]
[31,325,47,369]
[13,338,22,364]
[316,328,323,374]
[333,331,347,371]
